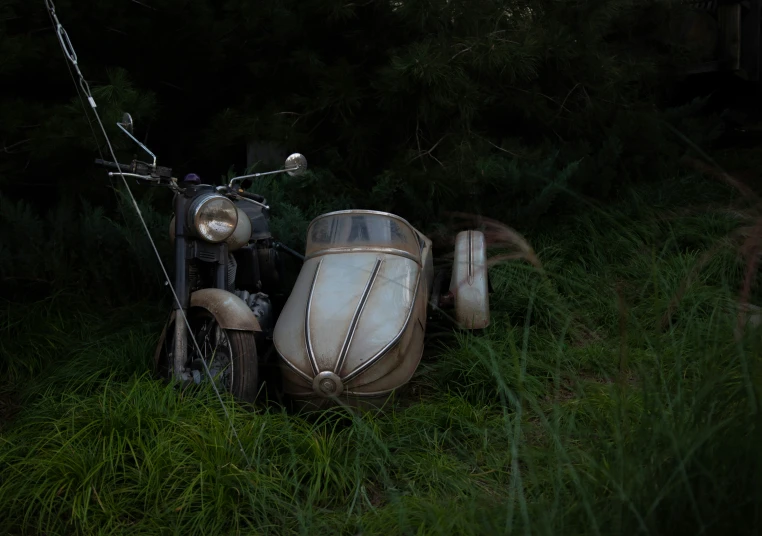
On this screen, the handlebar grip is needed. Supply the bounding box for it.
[94,159,131,172]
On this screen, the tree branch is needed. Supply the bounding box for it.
[410,131,446,169]
[2,139,30,154]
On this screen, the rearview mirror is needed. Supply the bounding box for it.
[119,113,134,134]
[285,153,308,176]
[228,152,308,189]
[115,111,156,167]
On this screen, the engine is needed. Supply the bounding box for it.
[234,289,274,337]
[186,242,277,338]
[227,255,238,292]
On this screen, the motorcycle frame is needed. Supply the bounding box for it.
[170,185,233,380]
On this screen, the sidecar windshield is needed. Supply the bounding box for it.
[306,211,420,260]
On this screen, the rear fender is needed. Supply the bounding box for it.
[450,230,490,329]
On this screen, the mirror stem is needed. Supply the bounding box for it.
[228,166,300,188]
[116,122,157,168]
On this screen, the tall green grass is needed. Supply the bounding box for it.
[0,177,760,535]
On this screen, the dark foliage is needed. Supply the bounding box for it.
[0,0,732,305]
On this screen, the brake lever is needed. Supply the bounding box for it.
[234,195,269,210]
[221,186,270,210]
[132,161,173,180]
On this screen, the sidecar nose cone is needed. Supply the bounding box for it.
[313,371,344,397]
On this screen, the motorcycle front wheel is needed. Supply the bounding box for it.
[155,310,259,403]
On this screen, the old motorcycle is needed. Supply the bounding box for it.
[95,114,491,409]
[94,113,307,402]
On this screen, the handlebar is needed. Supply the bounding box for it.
[94,158,173,182]
[94,159,131,172]
[94,159,268,206]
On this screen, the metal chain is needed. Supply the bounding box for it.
[43,0,252,468]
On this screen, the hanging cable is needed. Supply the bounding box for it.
[44,5,135,230]
[43,0,252,468]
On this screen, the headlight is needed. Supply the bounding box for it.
[189,194,238,243]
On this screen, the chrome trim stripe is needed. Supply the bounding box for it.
[304,259,323,376]
[467,231,474,285]
[306,247,421,266]
[341,274,422,383]
[334,257,383,375]
[276,351,314,385]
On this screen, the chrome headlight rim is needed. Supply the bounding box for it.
[188,194,238,243]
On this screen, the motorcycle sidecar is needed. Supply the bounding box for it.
[272,210,489,409]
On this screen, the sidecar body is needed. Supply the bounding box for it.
[272,210,489,408]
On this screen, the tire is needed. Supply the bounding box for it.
[155,310,259,403]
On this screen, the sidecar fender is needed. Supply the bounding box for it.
[189,288,261,332]
[450,230,490,329]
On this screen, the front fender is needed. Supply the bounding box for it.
[190,288,261,332]
[153,289,260,373]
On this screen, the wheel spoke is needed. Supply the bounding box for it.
[157,311,257,402]
[191,317,233,390]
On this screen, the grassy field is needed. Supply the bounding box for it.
[0,175,760,535]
